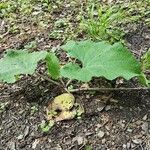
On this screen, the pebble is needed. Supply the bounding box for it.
[141,122,149,133]
[102,139,106,144]
[127,128,133,133]
[105,125,111,131]
[131,143,136,148]
[97,130,105,138]
[97,104,106,112]
[132,139,142,144]
[118,120,125,128]
[105,105,111,111]
[7,141,16,150]
[127,142,131,149]
[119,106,123,109]
[123,144,127,148]
[73,136,85,145]
[24,126,30,138]
[32,139,40,149]
[17,134,24,140]
[142,114,148,120]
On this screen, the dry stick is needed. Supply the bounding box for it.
[69,87,150,93]
[0,29,10,39]
[36,72,61,86]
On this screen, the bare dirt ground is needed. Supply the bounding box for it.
[0,1,150,150]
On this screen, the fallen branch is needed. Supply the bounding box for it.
[69,87,150,92]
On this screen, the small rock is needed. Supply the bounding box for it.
[127,142,131,149]
[131,143,136,148]
[77,136,84,145]
[97,130,105,138]
[73,136,86,145]
[102,139,106,144]
[118,120,125,128]
[32,139,40,149]
[142,114,148,120]
[123,144,127,148]
[106,131,110,136]
[85,132,93,136]
[97,103,106,112]
[141,122,149,133]
[7,141,16,150]
[105,125,111,131]
[17,134,24,140]
[132,139,142,144]
[54,144,62,150]
[119,106,123,109]
[127,128,133,133]
[105,105,111,111]
[24,126,30,138]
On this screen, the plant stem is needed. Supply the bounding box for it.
[36,72,61,86]
[69,87,150,93]
[66,79,72,87]
[60,78,71,93]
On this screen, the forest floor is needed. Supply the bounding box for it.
[0,0,150,150]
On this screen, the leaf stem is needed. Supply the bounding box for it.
[59,78,71,93]
[66,79,72,87]
[69,87,150,93]
[36,72,61,86]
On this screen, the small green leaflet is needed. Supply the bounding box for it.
[138,73,150,87]
[141,48,150,71]
[0,50,47,83]
[45,53,60,79]
[61,40,142,82]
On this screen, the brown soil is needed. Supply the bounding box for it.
[0,1,150,150]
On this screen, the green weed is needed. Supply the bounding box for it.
[40,120,54,132]
[80,4,125,43]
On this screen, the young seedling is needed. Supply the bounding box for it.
[0,40,149,126]
[0,40,149,89]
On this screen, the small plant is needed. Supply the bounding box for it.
[80,4,125,43]
[31,105,38,114]
[0,40,149,89]
[40,120,54,132]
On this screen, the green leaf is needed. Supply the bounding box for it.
[0,49,47,83]
[45,53,60,79]
[141,48,150,71]
[61,40,142,82]
[138,73,150,87]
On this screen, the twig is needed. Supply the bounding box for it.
[0,30,10,39]
[69,87,150,93]
[66,79,72,87]
[123,118,133,132]
[36,72,61,86]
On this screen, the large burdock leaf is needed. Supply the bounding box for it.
[0,50,47,83]
[61,40,142,82]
